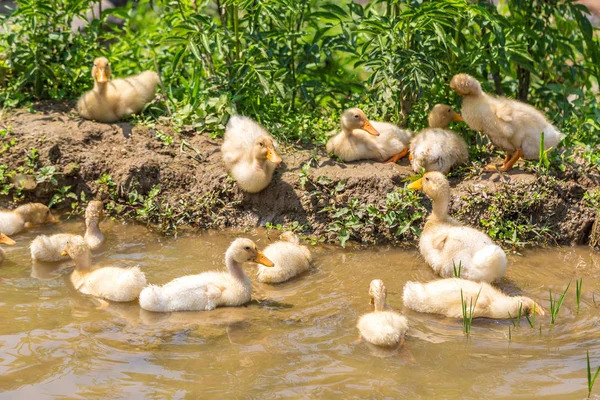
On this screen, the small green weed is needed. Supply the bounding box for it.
[549,280,571,324]
[587,350,600,398]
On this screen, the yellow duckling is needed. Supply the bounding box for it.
[30,201,105,262]
[409,104,469,174]
[139,238,274,312]
[256,231,312,283]
[357,279,409,347]
[326,108,411,163]
[0,233,16,263]
[403,278,545,319]
[408,172,507,283]
[77,57,159,123]
[0,203,56,235]
[62,235,147,302]
[222,116,283,193]
[450,73,563,172]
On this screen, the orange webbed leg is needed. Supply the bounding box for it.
[384,147,409,164]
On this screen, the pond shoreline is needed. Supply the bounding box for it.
[1,102,598,249]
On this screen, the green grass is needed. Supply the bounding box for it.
[460,287,481,336]
[576,278,583,314]
[549,280,571,325]
[587,350,600,398]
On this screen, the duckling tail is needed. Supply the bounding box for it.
[471,245,507,283]
[139,284,168,312]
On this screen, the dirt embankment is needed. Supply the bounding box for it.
[1,102,598,248]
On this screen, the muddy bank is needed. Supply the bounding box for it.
[1,102,598,248]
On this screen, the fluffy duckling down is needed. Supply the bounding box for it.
[77,57,159,123]
[450,73,562,172]
[222,116,282,193]
[326,108,411,163]
[357,279,409,347]
[409,104,469,173]
[256,231,312,283]
[31,200,105,262]
[403,278,544,319]
[0,203,55,236]
[62,235,147,302]
[408,172,507,283]
[139,238,274,312]
[0,233,16,264]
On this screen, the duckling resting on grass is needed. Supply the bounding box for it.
[30,201,105,262]
[256,231,312,283]
[62,235,146,302]
[0,203,56,236]
[403,278,544,319]
[222,116,283,193]
[0,233,16,264]
[77,57,159,123]
[409,104,469,174]
[326,108,411,163]
[450,73,562,172]
[139,238,274,312]
[408,172,507,283]
[357,279,409,347]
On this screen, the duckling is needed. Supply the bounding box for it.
[409,104,469,173]
[139,238,274,312]
[408,172,507,283]
[403,278,545,319]
[256,231,312,283]
[450,73,563,172]
[77,57,159,123]
[0,233,16,263]
[357,279,409,347]
[30,201,105,262]
[0,203,55,236]
[62,235,146,302]
[326,108,411,163]
[222,116,283,193]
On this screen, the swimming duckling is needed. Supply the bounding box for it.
[30,201,105,262]
[139,238,274,312]
[0,233,16,263]
[357,279,409,347]
[403,278,545,319]
[256,231,312,283]
[326,108,411,163]
[222,116,282,193]
[0,203,56,236]
[77,57,159,123]
[408,172,507,283]
[62,235,146,302]
[450,73,562,172]
[409,104,469,173]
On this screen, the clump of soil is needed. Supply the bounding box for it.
[1,102,598,248]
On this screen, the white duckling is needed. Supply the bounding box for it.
[221,116,283,193]
[357,279,409,347]
[139,238,274,312]
[403,278,545,319]
[62,235,146,302]
[408,172,507,283]
[409,104,469,173]
[326,108,411,163]
[0,233,16,263]
[450,73,563,172]
[30,201,105,262]
[0,203,56,235]
[77,57,159,123]
[256,231,312,283]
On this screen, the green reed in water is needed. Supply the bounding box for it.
[453,261,462,278]
[576,278,583,313]
[508,303,523,328]
[549,280,571,324]
[460,288,481,336]
[587,350,600,398]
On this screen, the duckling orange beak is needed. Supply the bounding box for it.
[534,303,545,316]
[61,246,68,257]
[254,250,274,267]
[96,69,108,83]
[453,113,464,122]
[407,178,423,191]
[361,120,380,136]
[266,148,282,166]
[0,234,16,246]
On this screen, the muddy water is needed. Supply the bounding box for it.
[0,218,599,399]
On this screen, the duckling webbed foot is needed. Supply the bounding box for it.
[384,148,409,164]
[484,149,522,172]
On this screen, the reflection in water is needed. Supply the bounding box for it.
[0,218,599,398]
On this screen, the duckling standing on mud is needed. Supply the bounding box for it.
[0,203,56,236]
[326,108,411,163]
[77,57,159,123]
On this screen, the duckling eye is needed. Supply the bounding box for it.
[244,246,250,250]
[354,114,359,119]
[447,109,451,113]
[259,142,264,147]
[425,177,430,181]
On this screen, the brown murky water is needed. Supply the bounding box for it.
[0,218,599,399]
